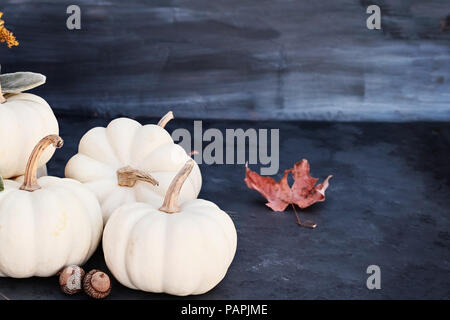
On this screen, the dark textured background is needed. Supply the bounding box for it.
[0,1,449,300]
[1,0,449,121]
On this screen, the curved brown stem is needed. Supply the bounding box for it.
[117,166,159,187]
[159,159,194,214]
[157,111,174,128]
[20,135,63,192]
[0,84,6,104]
[0,291,10,300]
[291,204,317,229]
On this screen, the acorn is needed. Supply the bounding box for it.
[83,269,111,299]
[59,265,85,295]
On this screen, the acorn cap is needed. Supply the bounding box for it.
[83,269,111,299]
[59,265,85,295]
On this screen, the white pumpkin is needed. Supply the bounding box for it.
[0,72,59,179]
[65,112,202,224]
[0,135,103,278]
[103,160,237,296]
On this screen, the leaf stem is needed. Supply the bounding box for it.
[0,291,10,300]
[291,204,317,229]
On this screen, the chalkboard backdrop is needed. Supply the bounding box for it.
[1,0,449,121]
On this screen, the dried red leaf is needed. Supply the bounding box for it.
[291,160,332,209]
[245,159,332,216]
[244,166,292,211]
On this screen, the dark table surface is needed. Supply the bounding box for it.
[0,116,449,300]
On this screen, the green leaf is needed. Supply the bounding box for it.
[0,176,4,192]
[0,72,46,93]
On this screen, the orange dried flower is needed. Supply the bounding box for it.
[0,12,19,48]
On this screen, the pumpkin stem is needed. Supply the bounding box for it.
[20,135,63,192]
[117,166,159,187]
[159,159,194,214]
[157,111,174,128]
[0,83,6,104]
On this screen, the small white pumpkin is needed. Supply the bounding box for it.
[0,135,103,278]
[103,160,237,296]
[0,72,59,179]
[65,112,202,224]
